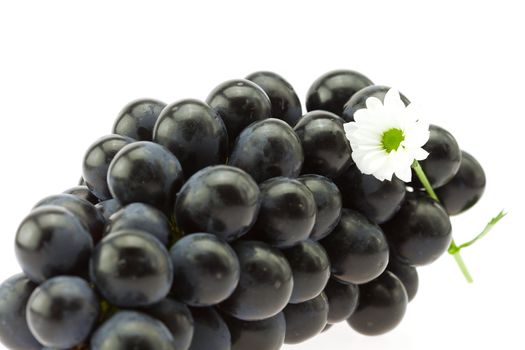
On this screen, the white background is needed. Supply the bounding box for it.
[0,1,522,349]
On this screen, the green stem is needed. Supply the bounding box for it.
[412,160,473,283]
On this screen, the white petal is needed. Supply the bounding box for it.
[412,147,429,160]
[395,164,412,182]
[365,97,383,110]
[384,89,405,112]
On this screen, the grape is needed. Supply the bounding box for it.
[246,71,302,126]
[189,307,231,350]
[82,134,134,200]
[91,311,177,350]
[282,240,330,304]
[322,324,332,333]
[229,118,303,183]
[220,241,293,321]
[34,193,105,243]
[112,98,166,141]
[222,312,285,350]
[306,69,373,116]
[294,111,352,178]
[26,276,99,349]
[206,79,271,143]
[435,150,486,215]
[175,165,260,241]
[0,274,41,350]
[320,209,389,284]
[140,298,194,350]
[105,202,171,246]
[15,206,93,283]
[169,233,240,307]
[252,177,316,248]
[283,292,329,344]
[382,191,452,266]
[63,185,99,204]
[95,198,122,222]
[348,271,408,336]
[153,99,228,177]
[412,124,462,189]
[323,278,359,324]
[335,163,406,224]
[298,175,342,241]
[387,253,419,302]
[90,230,173,307]
[342,85,410,122]
[107,141,184,213]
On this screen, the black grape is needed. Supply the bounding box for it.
[246,71,302,126]
[63,185,99,204]
[229,118,303,183]
[112,98,166,141]
[91,311,177,350]
[348,271,408,336]
[15,206,93,283]
[153,99,228,177]
[0,274,41,350]
[95,198,122,222]
[282,240,330,304]
[107,141,184,213]
[283,292,329,344]
[82,134,134,200]
[90,230,173,307]
[170,233,240,307]
[320,209,389,284]
[222,312,286,350]
[342,85,410,122]
[26,276,99,349]
[175,165,260,241]
[387,253,419,302]
[189,307,231,350]
[323,278,359,324]
[220,241,293,321]
[306,69,373,116]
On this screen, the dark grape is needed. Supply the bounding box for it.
[206,79,271,143]
[294,111,352,178]
[322,324,332,333]
[323,278,359,324]
[412,124,461,189]
[91,311,177,350]
[320,209,389,284]
[189,307,231,350]
[306,69,373,116]
[112,98,166,141]
[246,71,302,126]
[64,185,99,204]
[95,198,122,221]
[175,165,260,241]
[140,298,194,350]
[342,85,410,122]
[298,174,342,241]
[220,241,293,321]
[82,134,134,200]
[153,99,228,177]
[34,193,105,243]
[105,202,171,246]
[335,163,406,224]
[252,177,316,248]
[387,253,419,302]
[282,240,330,304]
[107,141,184,213]
[283,292,329,344]
[229,118,303,183]
[382,191,452,266]
[348,271,408,336]
[90,230,173,307]
[26,276,99,349]
[170,233,240,307]
[222,312,285,350]
[435,150,486,215]
[15,206,93,283]
[0,274,41,350]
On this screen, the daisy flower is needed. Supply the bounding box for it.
[344,88,430,182]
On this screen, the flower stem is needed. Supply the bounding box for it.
[412,160,473,283]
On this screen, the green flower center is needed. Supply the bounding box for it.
[381,128,405,153]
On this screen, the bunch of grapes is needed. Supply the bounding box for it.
[0,70,487,350]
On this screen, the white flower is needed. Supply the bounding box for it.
[343,89,430,182]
